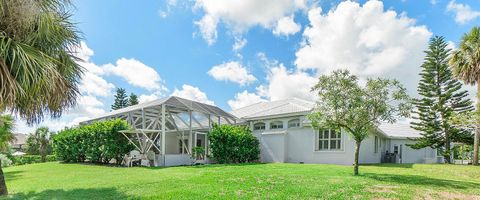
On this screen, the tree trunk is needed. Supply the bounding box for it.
[475,83,480,166]
[474,126,479,165]
[444,131,451,164]
[353,141,361,175]
[0,160,8,196]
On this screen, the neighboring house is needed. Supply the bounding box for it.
[11,133,27,152]
[231,98,442,165]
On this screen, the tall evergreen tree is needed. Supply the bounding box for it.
[410,36,474,163]
[128,93,139,106]
[111,88,129,110]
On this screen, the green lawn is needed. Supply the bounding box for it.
[1,162,479,199]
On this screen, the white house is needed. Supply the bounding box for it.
[82,96,441,166]
[231,98,442,165]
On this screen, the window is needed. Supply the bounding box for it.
[394,145,399,154]
[288,119,300,128]
[316,129,342,151]
[374,136,378,153]
[270,121,284,129]
[253,122,266,130]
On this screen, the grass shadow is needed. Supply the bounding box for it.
[5,187,133,200]
[362,173,478,189]
[184,162,267,168]
[3,171,24,180]
[140,162,267,170]
[362,163,415,168]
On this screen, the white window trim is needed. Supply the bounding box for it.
[287,119,301,129]
[313,129,345,153]
[270,121,284,130]
[253,122,266,131]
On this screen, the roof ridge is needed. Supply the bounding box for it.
[232,100,268,112]
[243,101,291,118]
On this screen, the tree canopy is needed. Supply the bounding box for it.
[128,93,139,106]
[111,88,129,110]
[309,69,411,175]
[0,0,83,124]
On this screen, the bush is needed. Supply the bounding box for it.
[208,124,260,164]
[0,154,12,167]
[11,155,57,166]
[53,119,134,165]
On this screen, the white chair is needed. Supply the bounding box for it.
[127,150,141,167]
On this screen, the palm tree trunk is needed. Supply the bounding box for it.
[353,141,361,175]
[474,82,480,166]
[0,160,8,196]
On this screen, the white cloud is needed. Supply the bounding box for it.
[273,15,301,36]
[232,37,247,51]
[295,0,431,95]
[74,41,94,62]
[158,0,179,19]
[172,84,215,105]
[102,58,166,91]
[228,90,267,110]
[139,93,160,104]
[447,0,480,24]
[74,95,106,117]
[194,15,219,45]
[79,72,115,97]
[258,64,317,101]
[208,61,256,86]
[194,0,307,44]
[73,42,114,97]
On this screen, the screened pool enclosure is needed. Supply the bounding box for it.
[81,96,237,166]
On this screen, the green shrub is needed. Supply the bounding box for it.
[53,119,134,165]
[11,155,57,166]
[0,154,12,167]
[208,124,260,164]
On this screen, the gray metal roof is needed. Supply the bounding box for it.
[82,96,237,123]
[231,98,314,120]
[377,123,421,139]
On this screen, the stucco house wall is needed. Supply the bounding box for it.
[251,116,392,165]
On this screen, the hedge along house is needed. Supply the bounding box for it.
[81,96,237,167]
[231,98,443,165]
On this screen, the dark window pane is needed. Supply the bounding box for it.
[330,140,336,149]
[323,141,329,150]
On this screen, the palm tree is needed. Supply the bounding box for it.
[449,26,480,165]
[0,0,83,195]
[0,115,15,195]
[0,0,83,124]
[29,127,52,162]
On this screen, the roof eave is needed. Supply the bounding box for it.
[238,110,312,121]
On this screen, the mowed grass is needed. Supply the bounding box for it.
[2,162,480,200]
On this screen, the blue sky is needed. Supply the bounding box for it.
[16,0,480,133]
